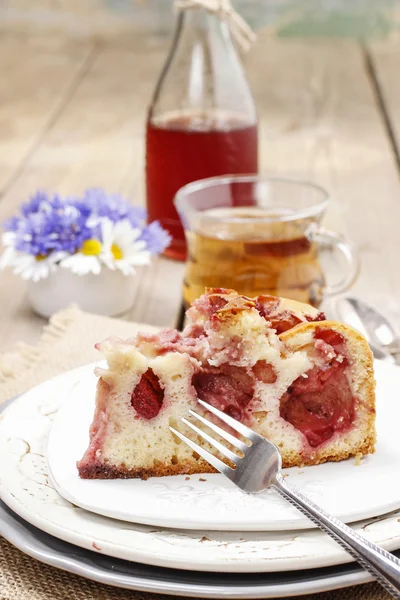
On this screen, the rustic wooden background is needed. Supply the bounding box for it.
[2,1,400,39]
[0,9,400,351]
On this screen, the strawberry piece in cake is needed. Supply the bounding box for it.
[77,289,375,479]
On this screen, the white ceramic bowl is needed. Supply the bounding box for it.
[27,267,142,318]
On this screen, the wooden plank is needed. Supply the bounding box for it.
[0,35,94,195]
[0,271,47,349]
[0,45,163,200]
[367,40,400,165]
[0,37,185,352]
[125,258,185,328]
[244,38,400,329]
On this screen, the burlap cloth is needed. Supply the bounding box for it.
[0,308,392,600]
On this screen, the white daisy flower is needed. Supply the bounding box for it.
[0,245,17,270]
[2,231,16,247]
[0,231,18,270]
[60,238,102,276]
[100,219,151,276]
[8,251,67,282]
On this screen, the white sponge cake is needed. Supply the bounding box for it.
[77,289,375,479]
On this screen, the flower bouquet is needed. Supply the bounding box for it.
[0,189,171,317]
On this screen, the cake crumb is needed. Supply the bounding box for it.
[185,476,191,481]
[354,453,363,466]
[282,473,289,479]
[200,536,211,543]
[199,477,207,482]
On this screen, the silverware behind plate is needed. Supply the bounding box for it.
[334,297,400,364]
[171,400,400,599]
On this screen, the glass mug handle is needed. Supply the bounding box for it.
[310,227,360,297]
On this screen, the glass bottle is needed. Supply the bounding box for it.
[145,7,258,261]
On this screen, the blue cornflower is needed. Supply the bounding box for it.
[1,188,170,273]
[139,221,172,255]
[41,204,93,254]
[81,189,146,228]
[6,195,93,256]
[3,215,20,232]
[20,191,53,217]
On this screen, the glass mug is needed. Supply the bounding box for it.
[174,176,359,308]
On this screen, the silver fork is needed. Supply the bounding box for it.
[170,399,400,599]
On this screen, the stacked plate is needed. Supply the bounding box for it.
[1,360,400,598]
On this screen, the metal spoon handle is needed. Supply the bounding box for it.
[274,475,400,599]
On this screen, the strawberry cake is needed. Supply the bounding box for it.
[77,289,376,479]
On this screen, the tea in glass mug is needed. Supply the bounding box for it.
[175,177,359,308]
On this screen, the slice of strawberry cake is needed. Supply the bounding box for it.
[77,289,376,479]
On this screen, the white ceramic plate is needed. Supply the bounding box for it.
[1,498,394,599]
[46,360,400,532]
[1,363,400,573]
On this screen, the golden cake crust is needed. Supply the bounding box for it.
[79,458,216,480]
[202,287,320,322]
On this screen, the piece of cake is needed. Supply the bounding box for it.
[77,289,376,479]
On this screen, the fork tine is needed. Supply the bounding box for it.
[189,410,249,453]
[197,399,261,442]
[181,417,240,464]
[169,427,234,478]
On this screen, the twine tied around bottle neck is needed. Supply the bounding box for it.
[174,0,256,51]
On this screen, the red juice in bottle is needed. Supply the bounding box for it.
[146,110,258,261]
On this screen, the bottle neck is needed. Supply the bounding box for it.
[179,8,224,28]
[149,7,256,126]
[174,8,234,51]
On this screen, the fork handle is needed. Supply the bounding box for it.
[273,475,400,599]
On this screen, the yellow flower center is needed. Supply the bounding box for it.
[81,239,102,256]
[35,254,47,261]
[111,243,123,260]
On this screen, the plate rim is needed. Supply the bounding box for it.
[0,498,378,599]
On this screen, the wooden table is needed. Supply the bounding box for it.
[0,32,399,352]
